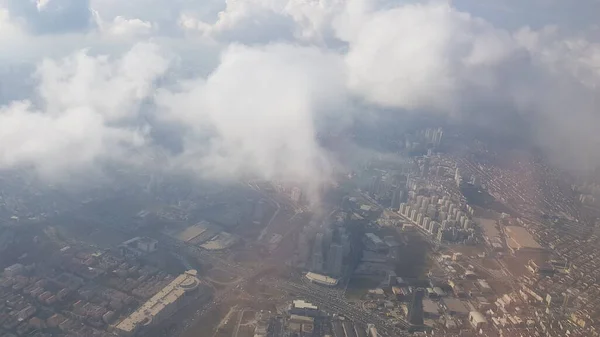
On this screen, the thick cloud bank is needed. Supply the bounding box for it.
[156,44,345,191]
[0,43,169,179]
[1,0,600,194]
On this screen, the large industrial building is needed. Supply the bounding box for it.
[305,272,338,286]
[289,300,319,317]
[114,270,205,336]
[504,226,543,253]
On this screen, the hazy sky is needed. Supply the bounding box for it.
[1,0,600,193]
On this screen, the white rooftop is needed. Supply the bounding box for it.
[293,300,317,310]
[305,272,338,286]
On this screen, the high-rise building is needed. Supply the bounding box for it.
[439,211,447,222]
[408,190,416,200]
[454,168,461,187]
[298,230,312,267]
[448,204,455,215]
[311,233,324,273]
[423,217,431,231]
[291,187,302,203]
[399,203,407,215]
[326,243,344,277]
[341,233,351,255]
[425,128,433,141]
[369,175,382,196]
[422,159,430,177]
[403,205,411,217]
[437,229,445,242]
[430,221,440,235]
[396,174,408,188]
[416,196,424,208]
[391,188,402,210]
[323,227,333,250]
[367,324,378,337]
[379,177,391,196]
[416,213,424,227]
[441,220,449,230]
[460,215,468,228]
[427,208,437,220]
[407,289,425,326]
[433,128,443,147]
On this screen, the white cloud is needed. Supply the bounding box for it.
[1,0,600,190]
[179,13,211,34]
[94,12,155,38]
[90,0,223,34]
[0,43,170,178]
[0,7,23,40]
[37,43,170,121]
[516,27,600,89]
[341,2,520,111]
[0,101,144,178]
[179,0,344,44]
[510,27,600,171]
[36,0,51,11]
[156,44,346,197]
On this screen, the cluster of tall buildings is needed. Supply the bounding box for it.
[369,175,391,198]
[424,127,444,147]
[272,183,304,204]
[369,173,408,211]
[297,222,350,278]
[455,169,481,188]
[403,127,444,153]
[390,187,405,211]
[399,195,475,243]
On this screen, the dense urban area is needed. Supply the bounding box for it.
[1,125,600,337]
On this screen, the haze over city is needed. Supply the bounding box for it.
[0,0,600,337]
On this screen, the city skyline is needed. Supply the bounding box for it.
[1,1,600,337]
